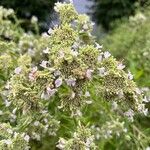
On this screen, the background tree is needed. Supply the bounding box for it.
[89,0,150,30]
[0,0,62,32]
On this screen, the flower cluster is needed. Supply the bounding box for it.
[0,1,149,150]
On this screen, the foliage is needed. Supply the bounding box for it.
[101,8,150,87]
[0,1,149,150]
[89,0,150,30]
[0,0,58,32]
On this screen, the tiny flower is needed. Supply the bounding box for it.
[4,139,12,145]
[41,92,49,100]
[95,42,103,50]
[117,63,125,70]
[97,54,103,62]
[124,109,134,122]
[98,67,107,77]
[83,24,89,30]
[34,121,40,127]
[135,88,141,94]
[66,78,76,86]
[85,91,90,97]
[42,32,49,38]
[85,100,93,104]
[40,61,49,68]
[48,28,53,35]
[86,69,94,79]
[127,71,133,80]
[24,135,30,142]
[14,67,22,74]
[55,78,63,88]
[5,82,11,89]
[54,70,61,77]
[70,91,76,99]
[5,100,11,107]
[43,47,50,54]
[56,138,66,149]
[46,87,57,96]
[143,96,149,103]
[12,108,17,114]
[29,66,37,81]
[104,51,111,58]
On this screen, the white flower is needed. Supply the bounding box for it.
[86,69,94,79]
[138,104,148,116]
[40,61,49,68]
[42,32,49,38]
[32,132,41,141]
[124,109,134,122]
[43,47,50,54]
[104,51,111,58]
[146,147,150,150]
[95,42,103,50]
[54,70,61,77]
[48,28,53,35]
[127,71,133,80]
[41,92,49,100]
[83,24,89,30]
[55,78,63,88]
[24,135,30,142]
[34,121,40,127]
[135,88,141,94]
[66,78,76,86]
[85,91,90,97]
[3,139,12,145]
[5,82,11,89]
[46,87,57,96]
[98,67,107,77]
[70,92,76,99]
[85,100,93,104]
[117,63,125,70]
[14,67,22,74]
[5,100,11,107]
[12,108,17,114]
[143,96,150,103]
[56,138,66,149]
